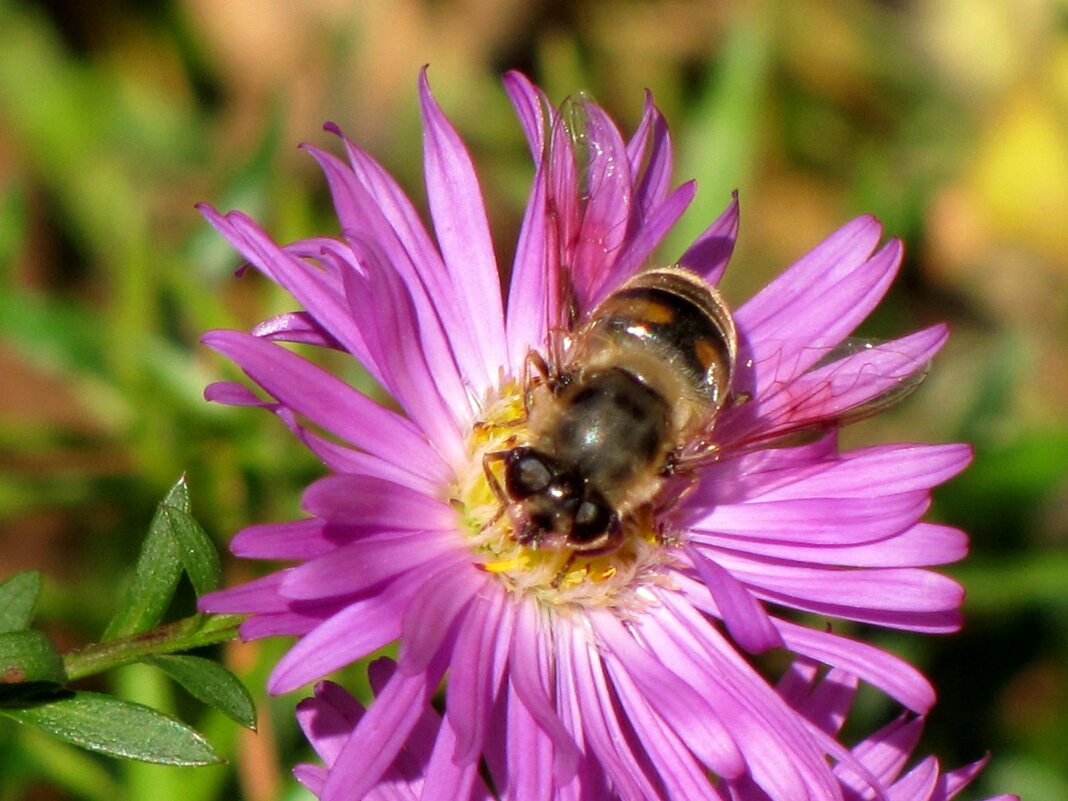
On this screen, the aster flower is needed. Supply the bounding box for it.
[724,661,1019,801]
[294,659,494,801]
[295,662,1017,801]
[200,69,971,800]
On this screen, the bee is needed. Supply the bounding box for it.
[483,266,737,554]
[480,91,930,558]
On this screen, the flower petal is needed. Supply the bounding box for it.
[320,658,445,801]
[503,71,550,160]
[304,143,473,421]
[202,329,448,484]
[300,474,455,531]
[419,69,508,384]
[268,588,409,693]
[686,545,782,653]
[679,192,740,286]
[590,609,747,781]
[280,532,459,601]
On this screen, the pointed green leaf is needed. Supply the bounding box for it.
[0,630,67,695]
[147,655,255,729]
[160,502,221,598]
[0,571,42,633]
[103,476,206,640]
[2,690,223,765]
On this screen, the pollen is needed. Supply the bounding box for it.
[451,380,679,611]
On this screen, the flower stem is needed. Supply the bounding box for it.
[62,614,245,681]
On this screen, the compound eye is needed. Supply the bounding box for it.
[570,498,613,546]
[505,448,554,499]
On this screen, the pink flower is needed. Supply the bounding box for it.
[200,70,971,800]
[293,660,495,801]
[294,661,1018,801]
[725,661,1019,801]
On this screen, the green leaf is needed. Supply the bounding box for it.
[160,495,222,598]
[147,655,256,729]
[2,691,223,766]
[0,630,67,695]
[103,476,220,640]
[0,571,42,633]
[667,9,771,257]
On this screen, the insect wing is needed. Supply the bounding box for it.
[712,335,933,455]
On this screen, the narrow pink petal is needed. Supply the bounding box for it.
[650,594,842,801]
[198,573,286,615]
[589,609,746,780]
[199,207,378,378]
[504,679,555,801]
[605,181,697,292]
[849,716,924,784]
[690,521,968,569]
[885,757,939,801]
[296,681,363,766]
[934,757,989,800]
[305,147,472,427]
[447,589,513,764]
[203,380,264,407]
[280,532,459,601]
[309,140,474,419]
[508,603,580,782]
[546,110,581,302]
[293,765,327,796]
[756,443,973,501]
[231,519,332,560]
[268,588,410,693]
[398,564,488,674]
[736,237,902,388]
[341,245,465,465]
[503,71,550,160]
[422,712,488,801]
[686,546,782,653]
[712,553,964,631]
[202,329,448,484]
[679,192,740,286]
[627,93,674,217]
[300,474,455,530]
[772,617,935,713]
[270,412,440,496]
[506,160,553,369]
[793,668,859,737]
[240,610,336,640]
[775,659,823,709]
[552,628,611,801]
[689,434,839,507]
[718,325,948,451]
[692,491,929,545]
[733,215,883,339]
[560,625,661,801]
[608,659,729,800]
[674,572,937,713]
[321,659,445,801]
[419,69,508,383]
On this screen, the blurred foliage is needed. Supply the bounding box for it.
[1,0,1066,799]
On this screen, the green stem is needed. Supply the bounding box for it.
[62,614,245,682]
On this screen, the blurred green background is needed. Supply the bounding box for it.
[1,0,1066,799]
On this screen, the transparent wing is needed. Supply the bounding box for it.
[682,334,934,463]
[543,93,589,336]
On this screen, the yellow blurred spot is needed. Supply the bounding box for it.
[971,86,1068,261]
